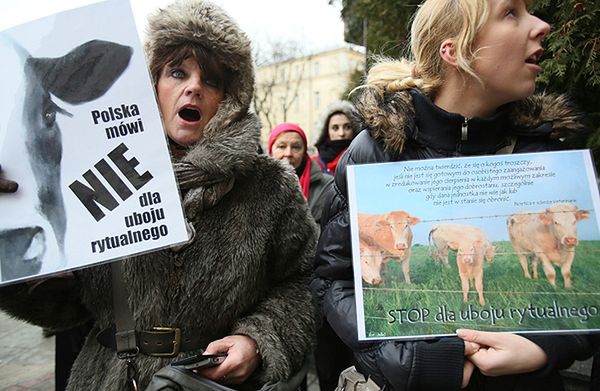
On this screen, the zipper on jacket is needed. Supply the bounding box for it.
[461,117,469,141]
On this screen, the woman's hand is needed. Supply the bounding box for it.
[195,335,261,385]
[462,337,480,388]
[0,164,18,193]
[457,328,548,376]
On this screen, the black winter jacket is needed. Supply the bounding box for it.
[310,89,592,391]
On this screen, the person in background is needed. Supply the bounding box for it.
[313,100,360,175]
[308,103,360,391]
[311,0,592,390]
[269,122,332,225]
[0,0,318,389]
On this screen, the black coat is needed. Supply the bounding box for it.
[310,88,593,391]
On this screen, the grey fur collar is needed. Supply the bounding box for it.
[174,113,261,221]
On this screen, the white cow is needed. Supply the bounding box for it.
[429,224,495,305]
[428,224,496,267]
[507,203,589,288]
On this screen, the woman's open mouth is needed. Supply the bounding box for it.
[178,107,201,122]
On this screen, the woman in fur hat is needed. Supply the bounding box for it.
[312,100,359,175]
[0,0,318,389]
[311,0,592,390]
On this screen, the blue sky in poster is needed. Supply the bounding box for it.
[349,150,600,245]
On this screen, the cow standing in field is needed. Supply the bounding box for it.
[429,224,495,305]
[507,203,590,288]
[428,224,496,267]
[358,211,420,285]
[0,37,132,281]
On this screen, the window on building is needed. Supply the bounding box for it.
[314,91,320,109]
[295,65,301,80]
[314,61,320,77]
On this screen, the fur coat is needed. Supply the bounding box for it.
[0,1,318,389]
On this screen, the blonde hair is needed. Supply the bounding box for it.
[363,0,490,97]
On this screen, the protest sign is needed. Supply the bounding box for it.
[348,150,600,340]
[0,0,188,285]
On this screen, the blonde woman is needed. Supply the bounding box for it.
[311,0,592,390]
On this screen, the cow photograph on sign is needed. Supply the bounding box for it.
[0,0,188,285]
[347,150,600,340]
[0,37,132,282]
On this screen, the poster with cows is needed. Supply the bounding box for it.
[348,149,600,340]
[0,0,189,285]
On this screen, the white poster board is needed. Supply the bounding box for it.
[0,0,188,285]
[348,150,600,340]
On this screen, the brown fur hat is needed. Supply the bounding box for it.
[144,0,255,135]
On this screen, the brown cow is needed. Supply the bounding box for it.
[507,203,590,288]
[428,224,496,267]
[358,211,420,285]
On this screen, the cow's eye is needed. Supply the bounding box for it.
[42,98,71,127]
[42,98,58,127]
[43,110,56,127]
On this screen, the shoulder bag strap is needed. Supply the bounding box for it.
[111,260,140,390]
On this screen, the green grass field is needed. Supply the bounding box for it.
[362,241,600,338]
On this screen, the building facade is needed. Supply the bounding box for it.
[254,45,365,152]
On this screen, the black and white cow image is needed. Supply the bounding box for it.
[0,38,132,281]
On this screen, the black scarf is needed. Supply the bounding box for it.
[295,156,307,177]
[317,139,352,163]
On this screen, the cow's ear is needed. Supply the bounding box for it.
[448,241,459,251]
[29,40,132,104]
[409,216,420,225]
[539,212,552,225]
[576,210,591,221]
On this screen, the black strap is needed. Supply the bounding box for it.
[111,260,139,390]
[111,260,138,356]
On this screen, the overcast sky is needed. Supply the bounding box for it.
[0,0,347,54]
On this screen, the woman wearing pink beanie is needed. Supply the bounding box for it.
[269,122,332,223]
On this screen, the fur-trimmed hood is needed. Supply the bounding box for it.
[314,100,360,147]
[145,0,261,218]
[354,88,588,154]
[145,0,255,136]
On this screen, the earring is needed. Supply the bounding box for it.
[441,48,447,54]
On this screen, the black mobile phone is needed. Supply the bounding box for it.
[171,353,227,370]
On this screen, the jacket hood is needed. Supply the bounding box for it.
[145,0,255,133]
[314,100,359,146]
[354,88,587,154]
